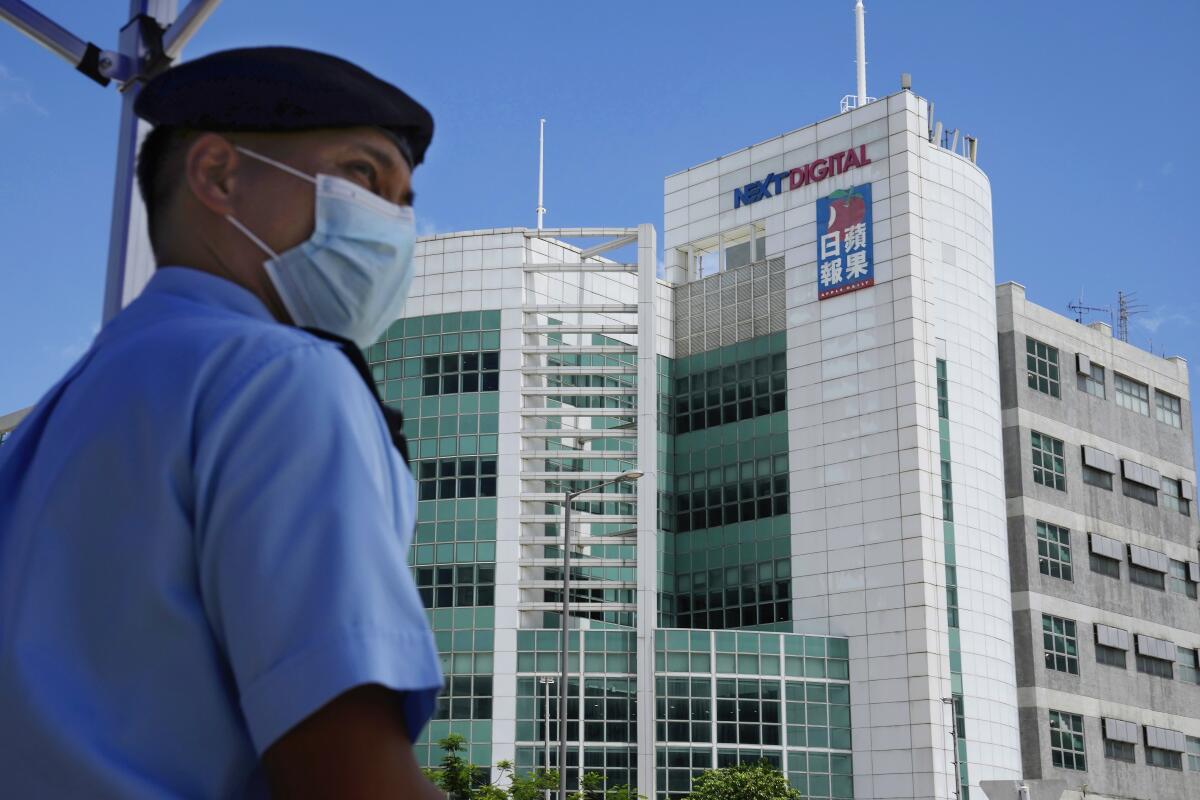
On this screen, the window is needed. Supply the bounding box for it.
[1114,373,1150,415]
[937,359,949,419]
[1180,647,1200,686]
[721,225,767,270]
[1090,553,1120,579]
[1105,739,1136,762]
[422,351,499,396]
[1036,521,1073,580]
[578,677,637,745]
[1089,534,1123,579]
[1156,391,1183,428]
[1187,736,1200,771]
[1168,560,1197,599]
[941,460,954,522]
[433,674,493,721]
[675,464,790,534]
[1102,719,1138,762]
[1079,362,1105,399]
[1122,479,1158,506]
[1146,746,1183,770]
[1096,644,1126,668]
[416,563,496,609]
[1162,478,1190,516]
[714,678,782,747]
[416,457,497,500]
[688,226,766,278]
[673,352,786,435]
[1043,615,1079,674]
[1026,337,1061,397]
[1130,563,1166,591]
[1031,431,1066,490]
[655,675,710,744]
[1049,711,1086,770]
[675,559,792,631]
[1178,647,1200,685]
[1136,653,1174,679]
[1082,466,1112,490]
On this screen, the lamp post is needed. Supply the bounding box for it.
[538,675,555,799]
[558,469,642,799]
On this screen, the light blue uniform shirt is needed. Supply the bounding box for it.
[0,267,442,797]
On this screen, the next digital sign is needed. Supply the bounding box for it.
[733,145,871,209]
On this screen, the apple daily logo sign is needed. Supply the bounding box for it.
[732,145,871,209]
[816,183,873,300]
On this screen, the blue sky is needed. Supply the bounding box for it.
[2,1,1198,448]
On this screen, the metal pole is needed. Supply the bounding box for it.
[555,471,641,800]
[161,0,220,59]
[944,697,961,800]
[854,0,867,106]
[558,491,573,800]
[1,0,221,321]
[540,675,554,800]
[0,1,89,66]
[102,0,177,324]
[536,118,546,231]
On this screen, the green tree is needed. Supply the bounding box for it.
[568,771,644,800]
[684,760,803,800]
[424,734,640,800]
[424,734,482,799]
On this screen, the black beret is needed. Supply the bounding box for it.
[134,46,433,166]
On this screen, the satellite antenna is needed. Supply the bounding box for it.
[536,118,546,231]
[1,0,223,323]
[840,1,876,113]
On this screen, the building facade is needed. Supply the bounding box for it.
[7,87,1195,800]
[997,283,1200,800]
[371,89,1026,800]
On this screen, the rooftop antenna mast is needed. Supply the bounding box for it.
[1116,291,1145,343]
[536,117,546,231]
[855,0,867,105]
[1067,289,1111,327]
[841,1,876,113]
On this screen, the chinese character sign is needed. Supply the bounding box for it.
[816,183,874,300]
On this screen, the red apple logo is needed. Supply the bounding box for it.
[827,187,866,235]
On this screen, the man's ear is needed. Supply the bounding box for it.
[184,134,240,217]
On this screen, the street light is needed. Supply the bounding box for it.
[538,675,555,799]
[557,469,643,799]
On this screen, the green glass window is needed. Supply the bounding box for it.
[1042,614,1079,674]
[1031,431,1066,490]
[416,562,495,609]
[1049,710,1086,770]
[416,457,497,500]
[1026,337,1061,397]
[1036,521,1072,581]
[673,351,785,435]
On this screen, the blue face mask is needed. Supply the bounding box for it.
[226,146,417,348]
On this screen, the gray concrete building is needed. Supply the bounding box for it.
[996,282,1200,800]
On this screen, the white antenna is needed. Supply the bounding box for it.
[840,1,876,113]
[855,0,868,106]
[536,117,546,231]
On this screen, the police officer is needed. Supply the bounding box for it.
[0,47,444,797]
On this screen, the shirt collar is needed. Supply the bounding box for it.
[141,266,277,324]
